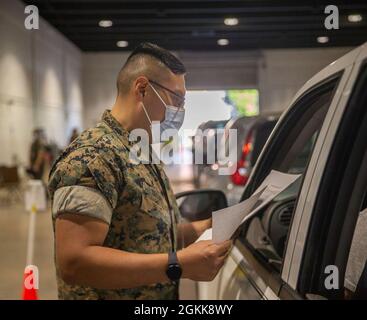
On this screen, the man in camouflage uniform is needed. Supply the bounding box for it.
[48,43,232,300]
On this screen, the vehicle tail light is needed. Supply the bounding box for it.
[231,130,254,186]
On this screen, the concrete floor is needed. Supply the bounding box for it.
[0,202,57,299]
[0,163,197,300]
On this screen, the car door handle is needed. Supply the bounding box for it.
[269,259,282,266]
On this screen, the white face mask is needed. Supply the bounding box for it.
[142,83,185,135]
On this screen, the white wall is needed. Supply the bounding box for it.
[0,0,83,166]
[258,47,353,113]
[82,47,353,129]
[180,50,259,90]
[83,52,130,128]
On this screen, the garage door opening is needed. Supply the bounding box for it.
[165,89,259,182]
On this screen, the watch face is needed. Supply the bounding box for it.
[167,264,182,281]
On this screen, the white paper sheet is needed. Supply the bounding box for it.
[254,169,301,196]
[211,186,265,243]
[197,170,301,243]
[196,228,213,242]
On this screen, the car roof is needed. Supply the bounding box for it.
[197,119,229,130]
[226,113,281,131]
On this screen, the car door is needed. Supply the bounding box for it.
[284,44,367,300]
[197,45,363,300]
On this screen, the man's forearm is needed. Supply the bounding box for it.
[177,219,211,248]
[60,246,171,289]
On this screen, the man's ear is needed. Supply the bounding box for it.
[135,76,149,101]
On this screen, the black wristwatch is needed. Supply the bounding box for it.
[166,251,182,281]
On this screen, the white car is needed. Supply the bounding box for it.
[177,42,367,300]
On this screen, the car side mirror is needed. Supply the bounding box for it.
[175,189,228,222]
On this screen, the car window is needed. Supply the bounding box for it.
[241,77,340,272]
[287,131,317,174]
[250,119,278,166]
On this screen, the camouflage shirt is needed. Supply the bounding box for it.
[48,110,180,300]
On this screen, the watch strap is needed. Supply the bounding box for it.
[168,250,178,265]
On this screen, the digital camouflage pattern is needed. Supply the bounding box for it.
[48,110,180,300]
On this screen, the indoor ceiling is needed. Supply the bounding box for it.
[22,0,367,52]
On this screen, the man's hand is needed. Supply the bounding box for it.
[177,239,232,281]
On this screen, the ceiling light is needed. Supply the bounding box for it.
[117,40,129,48]
[99,20,113,28]
[348,14,363,23]
[217,38,229,46]
[224,17,239,26]
[317,36,329,44]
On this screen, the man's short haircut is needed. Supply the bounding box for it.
[117,42,186,95]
